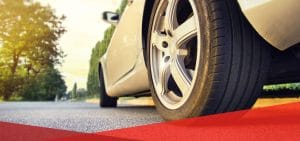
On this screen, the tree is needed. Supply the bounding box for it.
[71,83,77,98]
[76,88,88,98]
[21,67,67,101]
[0,0,66,100]
[86,0,127,96]
[116,0,128,14]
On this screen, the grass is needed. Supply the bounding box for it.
[71,94,99,102]
[8,96,23,101]
[0,96,25,102]
[263,83,300,91]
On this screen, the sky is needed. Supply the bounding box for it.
[36,0,122,90]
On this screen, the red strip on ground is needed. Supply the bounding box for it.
[97,102,300,141]
[0,122,80,141]
[0,122,133,141]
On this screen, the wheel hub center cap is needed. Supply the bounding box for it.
[161,35,177,59]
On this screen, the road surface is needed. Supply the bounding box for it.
[0,102,162,133]
[1,97,299,133]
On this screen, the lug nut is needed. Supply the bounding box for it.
[162,41,168,48]
[167,30,173,37]
[164,56,170,62]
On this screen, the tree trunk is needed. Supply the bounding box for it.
[3,50,20,101]
[3,87,12,101]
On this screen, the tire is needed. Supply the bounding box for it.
[99,65,117,107]
[146,0,271,120]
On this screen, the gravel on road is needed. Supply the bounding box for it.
[0,102,163,133]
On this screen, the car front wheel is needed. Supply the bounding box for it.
[147,0,271,120]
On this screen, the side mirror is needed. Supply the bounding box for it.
[102,11,120,25]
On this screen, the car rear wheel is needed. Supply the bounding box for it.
[99,65,117,107]
[147,0,271,120]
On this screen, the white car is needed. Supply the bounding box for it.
[99,0,300,120]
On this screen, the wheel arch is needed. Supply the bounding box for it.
[98,54,109,95]
[98,62,104,88]
[141,0,155,65]
[237,0,300,50]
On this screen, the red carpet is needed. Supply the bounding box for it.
[1,102,300,141]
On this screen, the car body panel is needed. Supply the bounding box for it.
[105,52,149,97]
[100,0,149,97]
[105,2,139,85]
[238,0,300,50]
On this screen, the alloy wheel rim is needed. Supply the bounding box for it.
[150,0,201,109]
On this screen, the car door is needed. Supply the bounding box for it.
[105,0,141,85]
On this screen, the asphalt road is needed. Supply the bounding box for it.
[0,102,163,133]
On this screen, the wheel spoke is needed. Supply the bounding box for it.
[170,58,191,94]
[165,0,178,30]
[174,15,197,47]
[156,62,171,95]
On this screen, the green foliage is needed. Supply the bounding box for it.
[76,88,88,98]
[0,0,66,100]
[67,87,88,100]
[71,83,77,98]
[116,0,128,14]
[70,83,88,99]
[86,0,127,96]
[21,67,67,101]
[264,83,300,91]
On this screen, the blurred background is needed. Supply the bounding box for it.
[0,0,299,103]
[0,0,125,102]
